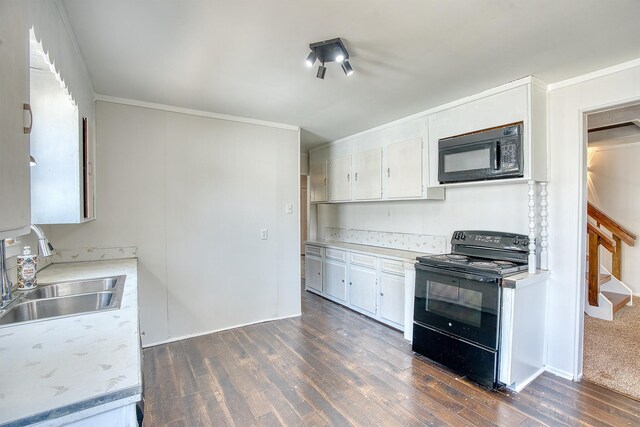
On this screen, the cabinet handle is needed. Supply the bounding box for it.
[347,173,350,182]
[23,103,33,134]
[387,168,391,178]
[317,272,321,275]
[341,279,345,282]
[349,282,352,286]
[380,292,384,296]
[355,172,358,181]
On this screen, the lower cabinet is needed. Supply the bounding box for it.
[325,260,347,302]
[305,244,407,331]
[305,255,323,292]
[380,273,405,327]
[349,265,377,315]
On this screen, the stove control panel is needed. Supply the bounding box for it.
[451,230,529,250]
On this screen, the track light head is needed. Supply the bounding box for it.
[316,64,327,79]
[341,60,354,76]
[305,50,317,68]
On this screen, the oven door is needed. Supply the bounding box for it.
[414,263,501,350]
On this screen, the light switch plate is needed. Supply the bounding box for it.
[260,229,268,240]
[285,203,293,214]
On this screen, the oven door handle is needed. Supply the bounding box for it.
[415,263,500,283]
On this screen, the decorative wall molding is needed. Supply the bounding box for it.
[324,227,447,253]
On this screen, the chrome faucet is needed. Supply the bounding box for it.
[0,240,12,308]
[30,224,54,257]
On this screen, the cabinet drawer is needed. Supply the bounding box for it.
[381,259,404,276]
[350,253,377,269]
[325,248,346,262]
[305,245,323,257]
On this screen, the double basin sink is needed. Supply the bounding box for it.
[0,275,126,326]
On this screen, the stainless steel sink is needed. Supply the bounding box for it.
[26,277,118,299]
[0,275,126,327]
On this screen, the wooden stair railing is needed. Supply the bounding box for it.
[586,202,637,307]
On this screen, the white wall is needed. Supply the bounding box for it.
[547,61,640,379]
[587,143,640,295]
[49,101,301,346]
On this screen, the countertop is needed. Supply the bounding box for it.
[305,240,439,263]
[0,259,141,426]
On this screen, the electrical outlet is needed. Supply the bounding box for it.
[260,229,268,240]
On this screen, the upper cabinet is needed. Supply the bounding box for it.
[29,34,96,224]
[0,1,31,239]
[427,78,548,187]
[309,159,327,202]
[386,138,422,199]
[353,147,382,200]
[328,155,352,202]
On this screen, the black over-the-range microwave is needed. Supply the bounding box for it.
[438,122,524,184]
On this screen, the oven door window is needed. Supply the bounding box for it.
[414,268,500,350]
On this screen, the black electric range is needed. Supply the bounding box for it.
[412,230,530,389]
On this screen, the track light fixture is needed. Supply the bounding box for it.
[305,37,354,79]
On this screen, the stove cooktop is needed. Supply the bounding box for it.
[416,253,528,275]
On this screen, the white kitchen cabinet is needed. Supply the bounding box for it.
[328,155,352,201]
[325,259,347,302]
[0,1,31,239]
[380,272,405,327]
[309,160,327,202]
[29,57,95,224]
[349,265,377,315]
[305,255,323,293]
[386,138,422,198]
[353,147,382,200]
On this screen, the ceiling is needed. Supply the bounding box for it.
[61,0,640,152]
[588,104,640,147]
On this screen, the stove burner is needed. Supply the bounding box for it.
[469,261,498,268]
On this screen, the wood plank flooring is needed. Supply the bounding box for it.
[142,288,640,426]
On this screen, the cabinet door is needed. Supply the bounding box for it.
[0,1,30,238]
[328,155,352,201]
[353,147,382,200]
[305,256,323,292]
[387,138,422,198]
[309,160,327,202]
[349,266,377,315]
[380,273,405,327]
[325,260,347,302]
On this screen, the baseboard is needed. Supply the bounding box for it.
[142,313,302,348]
[544,365,575,381]
[507,367,546,393]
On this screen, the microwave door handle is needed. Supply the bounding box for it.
[493,141,501,170]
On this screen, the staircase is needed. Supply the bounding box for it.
[585,202,636,320]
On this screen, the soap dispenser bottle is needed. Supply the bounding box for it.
[17,246,37,290]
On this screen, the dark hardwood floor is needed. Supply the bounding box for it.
[142,287,640,426]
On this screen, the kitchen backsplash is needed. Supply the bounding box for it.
[53,246,138,263]
[324,227,447,253]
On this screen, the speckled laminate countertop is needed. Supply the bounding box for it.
[305,240,439,264]
[0,259,141,426]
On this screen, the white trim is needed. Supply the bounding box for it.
[142,313,302,348]
[591,140,640,152]
[507,366,547,393]
[94,94,300,131]
[544,365,574,381]
[548,57,640,91]
[310,76,545,152]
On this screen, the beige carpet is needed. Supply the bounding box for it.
[583,296,640,401]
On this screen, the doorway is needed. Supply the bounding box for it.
[300,175,308,278]
[582,102,640,399]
